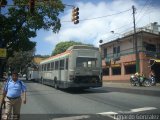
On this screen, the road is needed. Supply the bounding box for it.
[20,80,160,120]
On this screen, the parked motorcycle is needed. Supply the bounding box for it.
[149,75,156,86]
[130,74,151,87]
[130,74,140,86]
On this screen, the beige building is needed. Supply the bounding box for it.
[100,22,160,82]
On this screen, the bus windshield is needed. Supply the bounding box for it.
[76,57,98,68]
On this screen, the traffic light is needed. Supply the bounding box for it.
[29,0,35,14]
[0,0,7,7]
[72,7,79,24]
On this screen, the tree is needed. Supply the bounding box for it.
[0,0,65,76]
[7,50,35,74]
[0,0,65,57]
[51,41,93,56]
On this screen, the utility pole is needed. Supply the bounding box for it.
[132,5,139,73]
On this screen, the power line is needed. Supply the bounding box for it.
[136,0,150,20]
[136,0,152,25]
[80,9,131,21]
[61,8,131,23]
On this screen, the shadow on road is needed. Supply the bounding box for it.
[61,87,111,94]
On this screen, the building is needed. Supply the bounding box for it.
[100,22,160,82]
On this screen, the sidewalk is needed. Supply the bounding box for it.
[103,81,160,90]
[103,81,160,97]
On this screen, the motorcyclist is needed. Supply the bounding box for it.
[134,72,141,86]
[149,69,155,78]
[149,69,156,85]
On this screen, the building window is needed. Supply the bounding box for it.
[103,48,107,58]
[112,67,121,75]
[117,46,120,53]
[113,47,116,54]
[125,65,136,74]
[113,46,120,54]
[144,43,156,52]
[102,68,109,76]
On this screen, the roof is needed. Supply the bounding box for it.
[67,45,98,51]
[100,30,160,47]
[40,50,71,64]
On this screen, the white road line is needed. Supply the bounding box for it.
[97,112,118,115]
[130,107,157,113]
[97,112,118,119]
[52,115,90,120]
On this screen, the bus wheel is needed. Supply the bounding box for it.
[54,78,59,89]
[54,83,59,89]
[41,77,44,84]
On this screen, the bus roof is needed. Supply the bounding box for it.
[40,45,99,64]
[40,50,71,64]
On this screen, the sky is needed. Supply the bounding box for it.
[31,0,160,55]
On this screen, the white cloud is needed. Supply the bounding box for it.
[44,0,160,49]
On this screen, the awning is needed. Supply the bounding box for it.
[154,59,160,62]
[150,59,160,66]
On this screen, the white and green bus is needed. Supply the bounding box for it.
[39,45,102,89]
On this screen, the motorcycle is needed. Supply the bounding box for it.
[130,74,151,87]
[130,74,140,86]
[148,75,156,86]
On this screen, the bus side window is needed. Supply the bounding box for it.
[47,63,50,71]
[60,59,64,70]
[51,62,54,70]
[55,61,59,70]
[66,58,68,70]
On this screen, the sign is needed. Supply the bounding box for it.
[0,48,7,58]
[124,61,136,65]
[111,64,121,67]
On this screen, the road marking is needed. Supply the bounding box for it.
[130,107,157,113]
[97,111,118,115]
[52,115,90,120]
[97,112,118,119]
[97,107,157,119]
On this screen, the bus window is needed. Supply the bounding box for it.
[66,58,68,70]
[44,64,47,71]
[60,59,64,70]
[76,57,98,68]
[47,63,50,71]
[51,62,54,70]
[55,61,59,70]
[41,65,44,71]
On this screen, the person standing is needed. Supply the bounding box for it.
[0,71,27,120]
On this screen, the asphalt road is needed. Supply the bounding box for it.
[20,80,160,120]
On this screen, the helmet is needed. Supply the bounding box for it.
[135,72,139,76]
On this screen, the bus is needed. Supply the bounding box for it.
[26,67,39,81]
[38,45,102,89]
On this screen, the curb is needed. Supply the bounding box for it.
[103,86,160,97]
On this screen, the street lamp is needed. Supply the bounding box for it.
[110,31,123,38]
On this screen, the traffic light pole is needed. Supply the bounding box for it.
[132,5,139,73]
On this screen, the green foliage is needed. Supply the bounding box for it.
[0,0,65,58]
[51,41,93,56]
[0,0,64,77]
[7,50,35,73]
